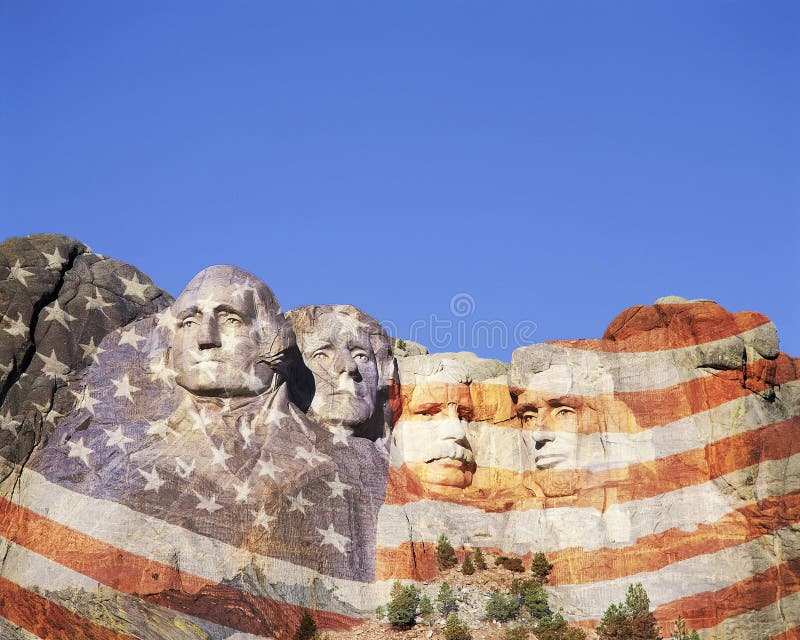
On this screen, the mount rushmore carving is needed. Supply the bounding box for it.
[1,234,797,639]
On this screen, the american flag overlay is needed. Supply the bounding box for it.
[0,237,797,639]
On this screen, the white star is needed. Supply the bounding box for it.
[79,337,105,364]
[287,491,313,514]
[231,280,257,302]
[209,442,231,468]
[103,426,133,451]
[327,425,352,447]
[8,260,33,286]
[118,272,152,302]
[148,356,176,386]
[33,402,63,425]
[3,313,28,338]
[138,467,165,493]
[41,247,66,270]
[174,457,196,479]
[193,491,223,514]
[238,415,254,448]
[256,456,280,480]
[232,480,252,503]
[42,300,76,330]
[294,445,329,466]
[316,523,351,554]
[325,473,352,500]
[146,419,173,438]
[84,290,113,316]
[265,405,290,425]
[71,387,101,415]
[118,326,147,350]
[111,374,140,403]
[251,506,276,529]
[37,349,70,380]
[66,437,93,466]
[1,411,21,434]
[153,308,176,333]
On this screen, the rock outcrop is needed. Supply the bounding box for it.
[1,236,797,640]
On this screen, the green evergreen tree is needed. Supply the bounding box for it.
[418,595,435,625]
[535,612,587,640]
[597,583,661,640]
[473,547,487,570]
[444,613,473,640]
[530,551,554,585]
[485,588,520,622]
[436,534,458,570]
[386,581,420,630]
[437,582,458,615]
[510,577,550,619]
[374,605,384,620]
[461,554,476,575]
[292,610,317,640]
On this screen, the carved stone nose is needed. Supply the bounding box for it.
[198,317,221,349]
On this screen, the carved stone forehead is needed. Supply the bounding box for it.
[174,265,281,315]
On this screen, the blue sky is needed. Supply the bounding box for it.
[2,2,798,360]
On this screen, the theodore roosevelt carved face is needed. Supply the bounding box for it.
[392,357,476,489]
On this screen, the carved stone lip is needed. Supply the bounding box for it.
[534,454,568,469]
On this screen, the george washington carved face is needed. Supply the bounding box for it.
[169,266,293,398]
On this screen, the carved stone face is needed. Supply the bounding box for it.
[170,267,285,398]
[392,358,475,489]
[516,392,581,470]
[300,312,379,428]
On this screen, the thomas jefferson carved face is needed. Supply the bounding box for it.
[170,266,289,398]
[392,358,476,489]
[301,311,379,428]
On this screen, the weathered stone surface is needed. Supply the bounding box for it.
[1,235,798,640]
[0,234,171,468]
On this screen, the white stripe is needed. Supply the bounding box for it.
[6,464,378,615]
[547,525,799,619]
[0,535,275,640]
[510,323,776,394]
[389,381,800,473]
[698,591,800,639]
[376,452,800,550]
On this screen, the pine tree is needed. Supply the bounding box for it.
[437,582,458,615]
[418,595,435,624]
[473,547,487,570]
[292,610,317,640]
[461,554,475,575]
[597,583,661,640]
[484,589,520,622]
[443,613,472,640]
[535,612,587,640]
[530,551,554,585]
[387,581,420,630]
[436,534,458,570]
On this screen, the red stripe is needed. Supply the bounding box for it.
[0,497,360,639]
[375,491,800,582]
[0,575,136,640]
[567,304,771,352]
[384,416,800,510]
